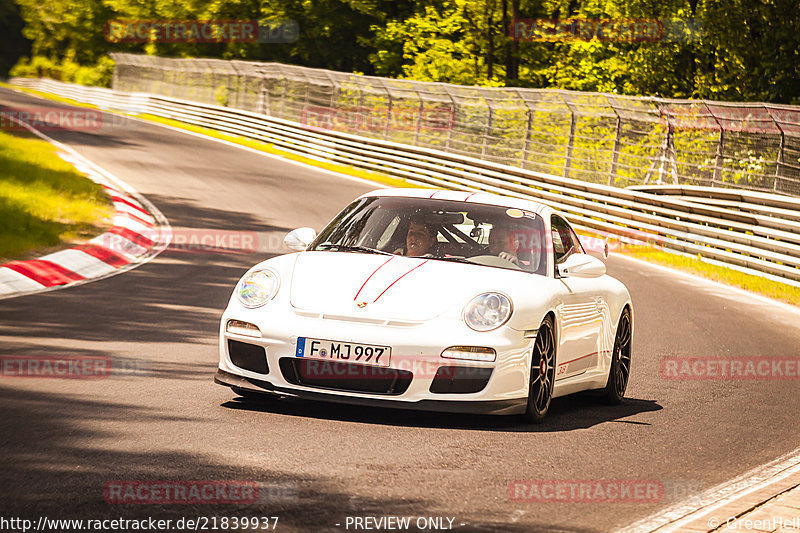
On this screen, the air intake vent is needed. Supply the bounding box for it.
[279,358,412,395]
[228,340,268,374]
[430,366,493,394]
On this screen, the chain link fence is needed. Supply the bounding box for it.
[111,53,800,196]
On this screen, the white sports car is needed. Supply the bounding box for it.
[215,188,633,422]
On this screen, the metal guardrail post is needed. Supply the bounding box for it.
[765,105,786,194]
[564,104,576,180]
[378,79,392,140]
[482,100,493,159]
[775,130,785,194]
[257,66,269,116]
[443,86,456,152]
[703,101,725,188]
[518,90,533,168]
[414,95,425,146]
[714,129,725,186]
[609,113,622,186]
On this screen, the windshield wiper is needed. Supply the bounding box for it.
[430,255,477,264]
[316,243,393,256]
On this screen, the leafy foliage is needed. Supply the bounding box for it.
[7,0,800,103]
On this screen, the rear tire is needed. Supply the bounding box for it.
[523,315,556,424]
[600,307,632,405]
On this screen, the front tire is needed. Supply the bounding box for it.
[523,315,556,423]
[601,307,632,405]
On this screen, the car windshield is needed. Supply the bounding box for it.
[311,196,548,275]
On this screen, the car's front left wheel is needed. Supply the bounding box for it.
[523,315,556,424]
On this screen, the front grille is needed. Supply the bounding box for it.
[228,340,269,374]
[279,358,412,395]
[430,366,493,394]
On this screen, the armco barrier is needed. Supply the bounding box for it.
[107,53,800,197]
[8,77,800,285]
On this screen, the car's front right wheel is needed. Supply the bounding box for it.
[600,307,632,405]
[523,315,556,424]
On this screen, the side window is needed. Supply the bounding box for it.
[551,215,580,264]
[567,226,585,255]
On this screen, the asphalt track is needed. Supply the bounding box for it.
[2,87,800,533]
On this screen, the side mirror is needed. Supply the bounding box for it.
[284,227,316,251]
[557,253,606,278]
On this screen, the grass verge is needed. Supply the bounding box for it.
[6,80,799,306]
[0,128,114,262]
[620,245,800,306]
[0,81,415,189]
[138,113,416,189]
[0,81,102,110]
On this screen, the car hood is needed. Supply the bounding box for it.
[289,251,523,321]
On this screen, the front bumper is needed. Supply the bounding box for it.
[217,301,532,416]
[215,368,527,415]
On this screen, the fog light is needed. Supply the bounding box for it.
[226,320,261,337]
[441,346,496,362]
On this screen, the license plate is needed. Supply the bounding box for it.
[296,338,391,367]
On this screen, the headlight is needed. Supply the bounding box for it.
[463,292,512,332]
[225,320,262,337]
[236,269,279,308]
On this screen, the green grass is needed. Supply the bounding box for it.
[0,81,417,190]
[0,129,114,262]
[622,245,800,307]
[137,113,417,190]
[576,231,800,306]
[7,81,798,306]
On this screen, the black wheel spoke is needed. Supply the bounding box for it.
[601,310,632,402]
[620,319,631,348]
[535,385,545,407]
[528,319,556,418]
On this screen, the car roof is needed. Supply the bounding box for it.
[358,188,556,220]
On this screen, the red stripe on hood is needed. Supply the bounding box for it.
[353,256,394,301]
[372,260,429,303]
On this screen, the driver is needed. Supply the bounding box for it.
[489,222,521,265]
[395,217,437,257]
